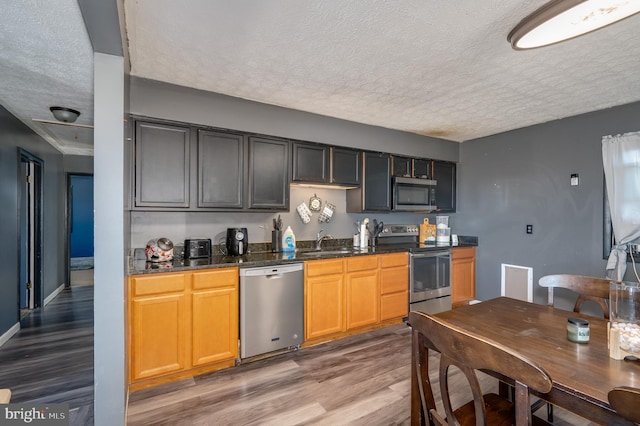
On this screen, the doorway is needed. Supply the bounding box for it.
[67,174,94,287]
[18,150,43,316]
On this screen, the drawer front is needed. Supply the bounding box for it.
[132,273,186,297]
[192,268,238,290]
[452,246,476,260]
[380,267,409,294]
[379,252,408,268]
[347,255,378,272]
[381,291,408,321]
[306,259,344,277]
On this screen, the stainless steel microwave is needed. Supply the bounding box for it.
[392,176,437,211]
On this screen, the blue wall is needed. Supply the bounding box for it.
[70,175,94,258]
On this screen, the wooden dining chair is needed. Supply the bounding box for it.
[538,274,612,319]
[608,386,640,424]
[410,311,553,426]
[535,274,613,422]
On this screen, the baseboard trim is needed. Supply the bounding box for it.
[44,283,65,306]
[0,322,20,348]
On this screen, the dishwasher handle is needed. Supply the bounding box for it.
[240,263,303,277]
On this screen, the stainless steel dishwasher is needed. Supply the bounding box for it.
[239,263,304,359]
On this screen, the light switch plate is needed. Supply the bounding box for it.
[571,173,579,186]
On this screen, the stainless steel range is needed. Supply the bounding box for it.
[378,224,452,314]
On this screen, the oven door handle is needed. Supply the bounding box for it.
[410,250,451,258]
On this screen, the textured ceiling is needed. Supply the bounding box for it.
[2,1,640,156]
[124,0,640,142]
[0,0,94,155]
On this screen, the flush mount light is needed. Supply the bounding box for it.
[508,0,640,50]
[49,106,81,123]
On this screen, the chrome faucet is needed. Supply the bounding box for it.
[315,229,333,250]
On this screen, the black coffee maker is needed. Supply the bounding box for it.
[226,228,248,256]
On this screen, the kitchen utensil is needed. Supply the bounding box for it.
[420,218,437,243]
[226,228,248,256]
[145,237,174,262]
[273,215,283,231]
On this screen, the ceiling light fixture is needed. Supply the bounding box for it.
[49,106,81,123]
[508,0,640,50]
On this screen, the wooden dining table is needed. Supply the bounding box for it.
[411,297,640,425]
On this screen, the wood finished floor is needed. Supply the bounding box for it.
[0,285,94,425]
[127,324,596,426]
[0,284,597,426]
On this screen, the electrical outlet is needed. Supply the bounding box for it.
[526,224,533,234]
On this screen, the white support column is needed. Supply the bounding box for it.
[93,52,125,426]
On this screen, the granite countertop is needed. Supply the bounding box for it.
[129,237,478,275]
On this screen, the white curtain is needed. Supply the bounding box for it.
[602,131,640,281]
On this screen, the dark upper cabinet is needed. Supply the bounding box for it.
[134,121,190,208]
[413,159,431,179]
[292,142,329,183]
[347,151,391,212]
[433,161,456,212]
[248,136,290,210]
[392,156,412,177]
[198,130,245,209]
[331,147,360,185]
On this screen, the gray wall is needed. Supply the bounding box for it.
[64,154,94,174]
[128,77,462,247]
[0,105,66,335]
[129,77,459,161]
[130,186,456,249]
[457,101,640,308]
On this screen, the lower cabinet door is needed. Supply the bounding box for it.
[305,274,345,340]
[380,291,408,321]
[131,293,187,381]
[192,287,238,366]
[346,270,380,329]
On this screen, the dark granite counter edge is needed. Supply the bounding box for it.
[129,239,478,275]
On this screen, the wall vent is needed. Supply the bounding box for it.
[501,264,533,302]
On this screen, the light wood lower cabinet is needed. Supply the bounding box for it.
[451,246,476,305]
[379,252,409,321]
[305,259,345,340]
[191,270,238,366]
[131,291,187,380]
[346,256,379,329]
[304,253,407,342]
[128,267,238,388]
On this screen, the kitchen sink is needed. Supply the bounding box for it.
[300,249,353,256]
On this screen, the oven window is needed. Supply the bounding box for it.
[413,255,450,292]
[397,185,429,205]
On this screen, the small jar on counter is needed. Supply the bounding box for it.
[567,317,590,343]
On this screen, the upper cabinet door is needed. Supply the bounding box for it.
[433,160,456,212]
[391,156,412,177]
[198,130,245,209]
[248,136,290,210]
[331,147,361,185]
[292,142,329,183]
[135,121,190,208]
[363,152,391,211]
[413,159,431,179]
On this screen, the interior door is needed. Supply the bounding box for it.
[19,153,42,312]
